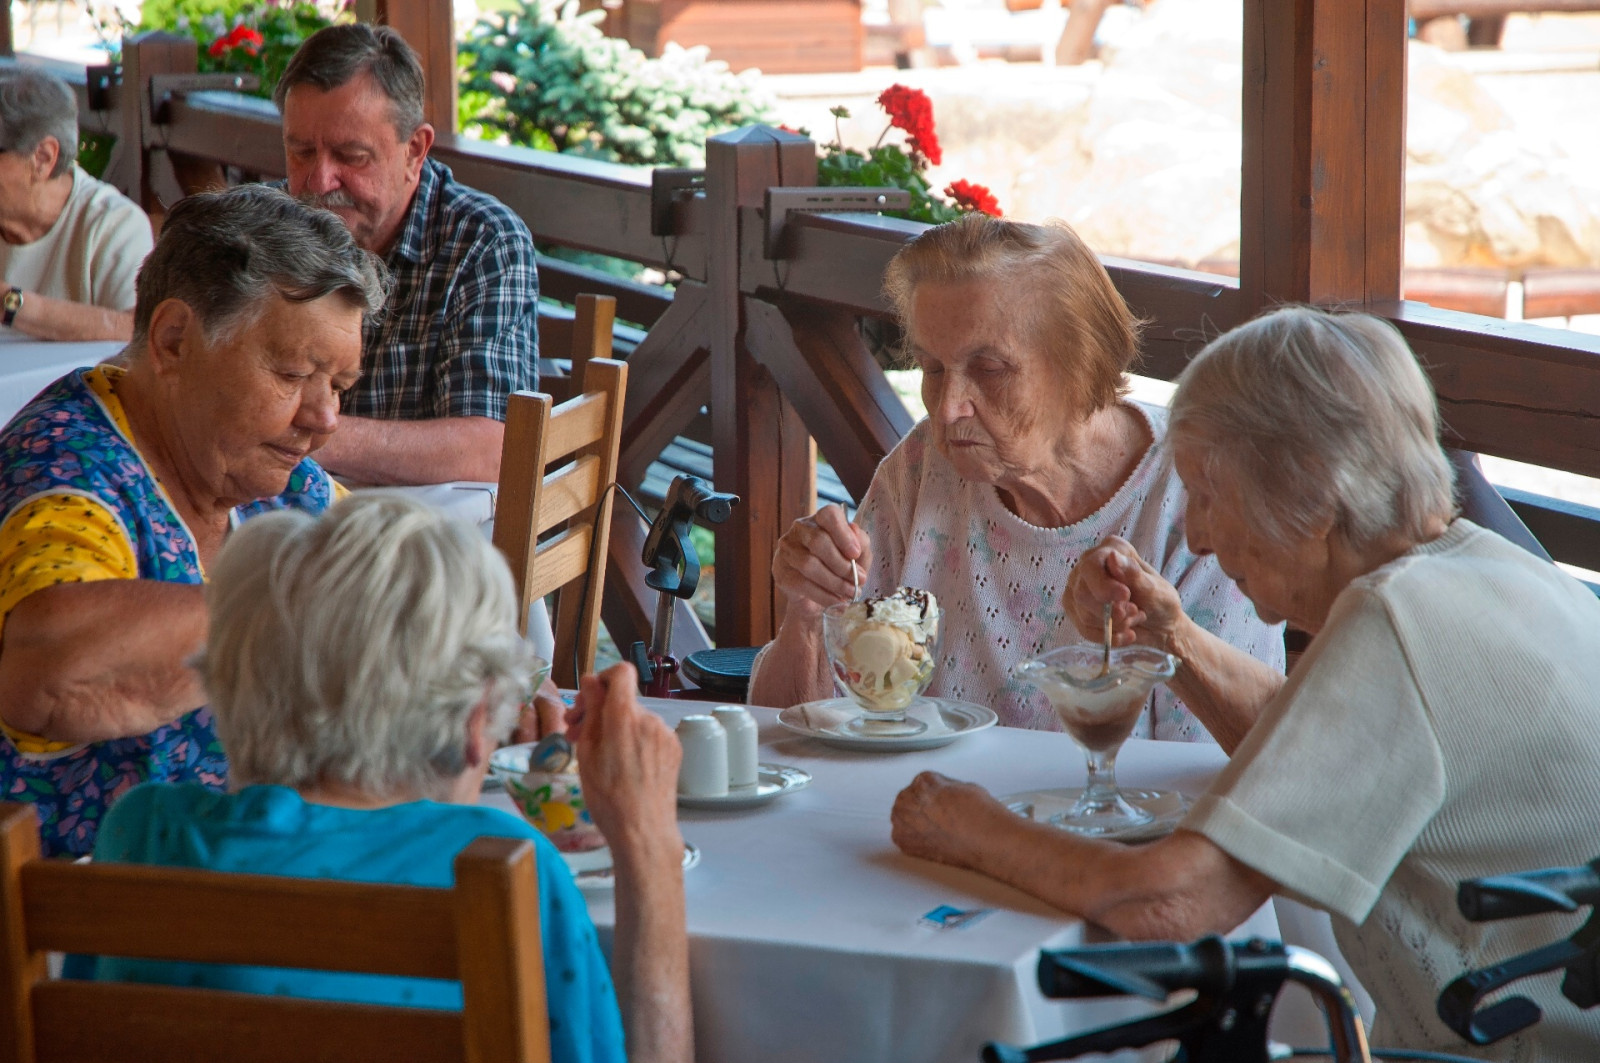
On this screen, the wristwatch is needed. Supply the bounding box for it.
[1,288,22,328]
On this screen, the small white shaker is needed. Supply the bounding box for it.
[712,705,759,791]
[676,715,728,797]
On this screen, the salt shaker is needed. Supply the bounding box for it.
[676,715,729,797]
[713,705,759,791]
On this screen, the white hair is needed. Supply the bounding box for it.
[1168,305,1456,551]
[201,493,533,799]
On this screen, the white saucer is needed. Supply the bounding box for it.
[561,842,701,891]
[678,764,812,810]
[779,697,998,751]
[1002,787,1191,843]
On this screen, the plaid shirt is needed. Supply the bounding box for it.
[348,157,539,422]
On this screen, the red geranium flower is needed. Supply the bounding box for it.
[876,83,942,167]
[210,24,265,58]
[945,179,1002,217]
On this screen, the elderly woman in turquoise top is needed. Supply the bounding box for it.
[0,185,384,856]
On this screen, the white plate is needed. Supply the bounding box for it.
[1002,787,1191,843]
[778,697,998,751]
[678,764,812,809]
[561,842,701,892]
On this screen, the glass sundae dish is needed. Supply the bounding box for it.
[822,587,941,736]
[1013,643,1179,836]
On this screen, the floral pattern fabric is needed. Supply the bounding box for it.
[0,368,335,857]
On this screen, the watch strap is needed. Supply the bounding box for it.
[1,288,21,328]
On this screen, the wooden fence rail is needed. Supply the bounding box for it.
[5,12,1600,653]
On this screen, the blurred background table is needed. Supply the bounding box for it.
[0,333,123,423]
[485,699,1305,1063]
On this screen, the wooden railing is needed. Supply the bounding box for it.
[6,6,1600,658]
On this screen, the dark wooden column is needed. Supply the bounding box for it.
[114,33,198,211]
[360,0,457,133]
[706,126,818,647]
[1240,0,1407,309]
[0,3,13,57]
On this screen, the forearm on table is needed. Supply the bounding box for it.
[313,414,505,484]
[746,605,833,708]
[976,809,1270,941]
[8,291,133,342]
[0,581,208,742]
[1165,616,1285,754]
[610,830,694,1063]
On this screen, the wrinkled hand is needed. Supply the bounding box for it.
[891,771,1008,871]
[569,664,682,859]
[1065,536,1185,649]
[511,675,567,743]
[771,504,872,619]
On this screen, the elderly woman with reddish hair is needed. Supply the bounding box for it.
[749,214,1283,738]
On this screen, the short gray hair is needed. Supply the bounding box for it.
[0,67,78,178]
[201,494,536,799]
[130,184,387,348]
[274,23,426,138]
[1169,306,1456,551]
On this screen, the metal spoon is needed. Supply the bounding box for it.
[1100,602,1113,677]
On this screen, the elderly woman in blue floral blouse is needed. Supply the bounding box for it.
[0,185,383,856]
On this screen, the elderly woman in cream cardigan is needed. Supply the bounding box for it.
[749,214,1282,740]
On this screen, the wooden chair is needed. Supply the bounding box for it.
[494,307,628,688]
[0,803,551,1063]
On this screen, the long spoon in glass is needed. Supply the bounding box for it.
[1100,602,1113,677]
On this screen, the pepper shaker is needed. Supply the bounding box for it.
[713,705,759,791]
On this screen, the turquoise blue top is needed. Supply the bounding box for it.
[88,783,627,1063]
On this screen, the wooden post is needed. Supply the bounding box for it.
[0,2,13,58]
[366,0,458,134]
[113,32,198,212]
[705,125,818,647]
[1239,0,1406,309]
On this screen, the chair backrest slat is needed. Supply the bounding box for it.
[1,805,551,1063]
[541,391,608,466]
[31,981,465,1063]
[536,453,603,537]
[493,307,628,686]
[526,526,594,604]
[21,861,457,978]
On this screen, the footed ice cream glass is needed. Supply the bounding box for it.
[1013,643,1179,836]
[822,593,941,737]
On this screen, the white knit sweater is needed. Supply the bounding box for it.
[848,403,1284,737]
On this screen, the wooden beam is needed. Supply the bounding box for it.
[1240,0,1406,310]
[744,297,912,500]
[706,125,818,646]
[0,2,12,58]
[617,282,713,490]
[370,0,457,133]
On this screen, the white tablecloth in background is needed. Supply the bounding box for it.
[0,334,124,426]
[486,701,1288,1063]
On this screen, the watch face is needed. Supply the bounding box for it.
[2,290,19,313]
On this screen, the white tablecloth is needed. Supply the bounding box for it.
[0,335,124,425]
[486,702,1289,1063]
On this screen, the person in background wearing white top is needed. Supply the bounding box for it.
[891,306,1600,1060]
[0,67,153,342]
[748,215,1284,739]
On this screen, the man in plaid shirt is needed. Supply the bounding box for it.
[272,24,537,486]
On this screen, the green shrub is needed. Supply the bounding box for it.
[457,0,774,167]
